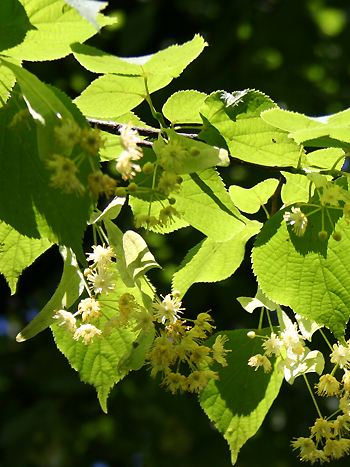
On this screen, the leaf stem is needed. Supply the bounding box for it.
[303,374,323,418]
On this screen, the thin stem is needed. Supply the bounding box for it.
[318,328,333,352]
[266,309,274,332]
[258,307,265,331]
[303,374,323,418]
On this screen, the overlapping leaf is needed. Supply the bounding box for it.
[200,89,303,167]
[3,0,114,61]
[52,275,154,413]
[262,107,350,147]
[162,90,207,124]
[173,168,247,241]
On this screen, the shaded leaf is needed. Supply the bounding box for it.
[199,329,283,465]
[0,222,52,294]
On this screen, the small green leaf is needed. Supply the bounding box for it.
[173,169,246,241]
[237,288,278,313]
[172,220,261,296]
[200,90,303,167]
[228,179,279,214]
[0,222,52,294]
[162,90,207,124]
[280,172,313,206]
[199,329,283,465]
[16,248,84,342]
[90,197,125,224]
[0,57,18,108]
[123,230,160,281]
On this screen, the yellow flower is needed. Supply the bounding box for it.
[53,309,77,333]
[77,297,101,322]
[248,354,272,373]
[212,335,231,366]
[316,374,340,397]
[310,418,334,442]
[162,371,187,394]
[187,369,218,393]
[73,324,102,344]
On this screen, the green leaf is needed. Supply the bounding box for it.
[0,89,96,252]
[122,230,160,281]
[305,148,345,170]
[64,0,108,31]
[0,0,32,52]
[0,57,18,108]
[154,130,229,174]
[16,248,84,342]
[199,329,283,465]
[129,196,190,234]
[200,90,303,167]
[252,209,350,340]
[280,172,313,206]
[237,288,278,314]
[52,279,153,413]
[262,107,350,147]
[74,35,207,118]
[162,90,207,124]
[74,74,147,119]
[52,318,140,413]
[173,169,247,241]
[228,179,279,214]
[2,60,71,123]
[0,222,52,294]
[3,0,114,61]
[172,220,261,296]
[90,197,125,224]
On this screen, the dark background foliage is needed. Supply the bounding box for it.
[1,0,350,466]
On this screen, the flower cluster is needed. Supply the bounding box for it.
[116,124,143,180]
[147,293,231,394]
[248,319,310,377]
[134,205,181,230]
[46,154,85,195]
[292,356,350,464]
[53,297,103,345]
[84,244,118,295]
